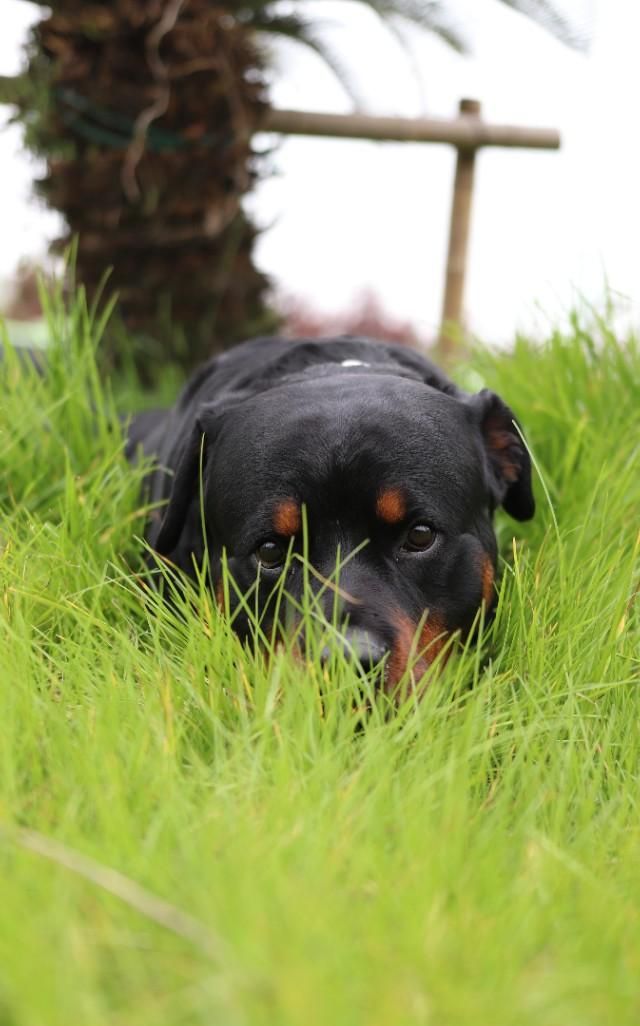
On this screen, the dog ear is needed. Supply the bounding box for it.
[468,389,535,521]
[153,413,211,556]
[153,390,251,556]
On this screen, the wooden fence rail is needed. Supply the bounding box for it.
[264,106,560,151]
[264,99,561,355]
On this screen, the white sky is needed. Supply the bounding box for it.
[1,0,638,343]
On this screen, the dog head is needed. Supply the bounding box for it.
[152,364,533,691]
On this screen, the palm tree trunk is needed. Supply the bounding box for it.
[16,0,276,374]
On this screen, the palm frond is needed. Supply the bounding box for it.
[238,1,468,53]
[237,1,468,103]
[238,10,366,105]
[496,0,591,51]
[332,0,468,52]
[238,0,589,54]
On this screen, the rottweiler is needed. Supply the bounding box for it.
[126,335,534,690]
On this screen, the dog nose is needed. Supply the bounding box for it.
[320,627,388,673]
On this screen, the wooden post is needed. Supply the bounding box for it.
[439,99,481,358]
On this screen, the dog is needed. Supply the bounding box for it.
[126,335,534,690]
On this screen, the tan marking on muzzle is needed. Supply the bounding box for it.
[386,611,449,697]
[376,488,406,525]
[419,617,449,665]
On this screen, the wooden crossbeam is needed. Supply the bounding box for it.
[264,100,561,356]
[263,107,560,152]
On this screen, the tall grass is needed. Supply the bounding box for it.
[0,290,638,1025]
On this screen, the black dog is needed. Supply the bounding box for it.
[126,336,534,689]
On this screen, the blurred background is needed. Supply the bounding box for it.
[0,0,637,376]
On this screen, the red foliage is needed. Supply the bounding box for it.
[3,263,46,321]
[277,290,423,349]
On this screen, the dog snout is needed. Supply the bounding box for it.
[319,626,388,673]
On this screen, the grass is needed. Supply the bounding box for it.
[0,289,638,1026]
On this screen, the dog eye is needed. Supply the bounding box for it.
[404,524,436,552]
[255,540,286,570]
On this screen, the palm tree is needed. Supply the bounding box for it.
[5,0,275,374]
[1,1,586,374]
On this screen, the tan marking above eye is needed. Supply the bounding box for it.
[376,488,406,524]
[273,499,301,537]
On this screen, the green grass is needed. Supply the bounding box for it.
[0,290,639,1026]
